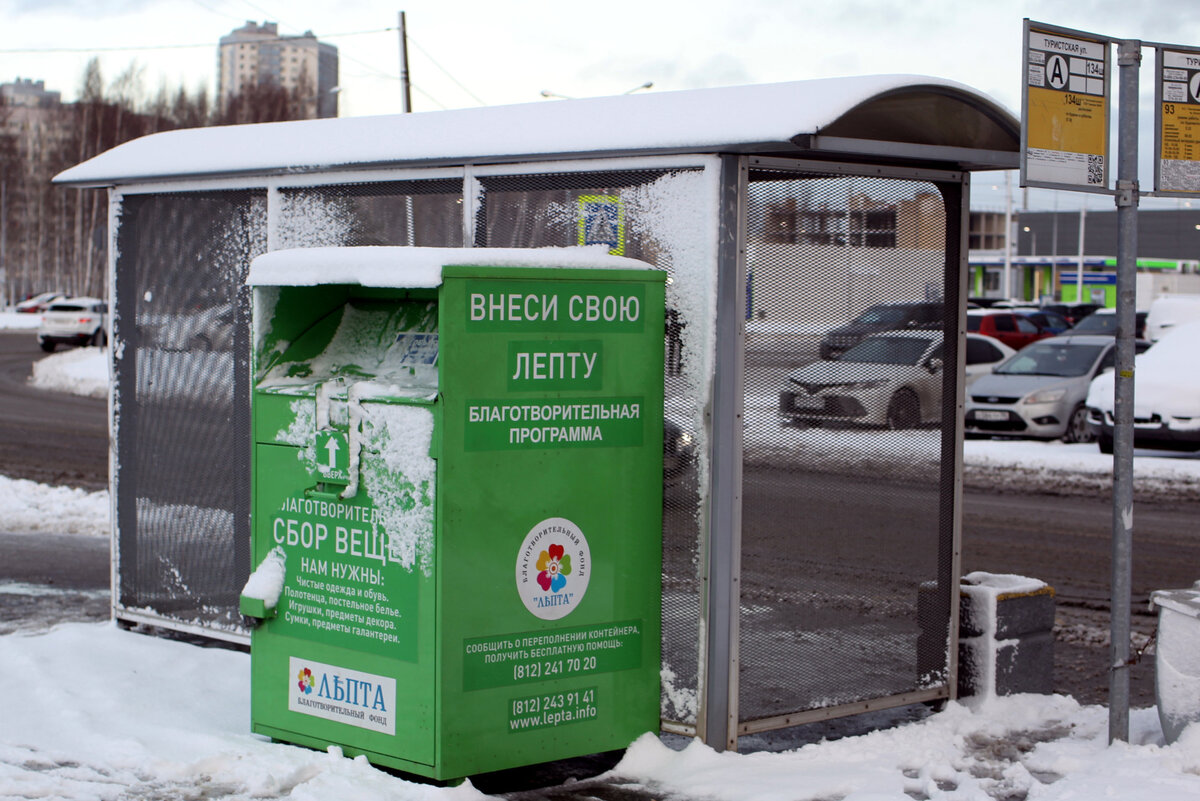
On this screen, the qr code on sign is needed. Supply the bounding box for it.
[1087,155,1104,185]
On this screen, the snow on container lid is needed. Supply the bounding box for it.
[246,245,657,288]
[1152,582,1200,619]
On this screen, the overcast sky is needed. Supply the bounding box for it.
[3,0,1200,211]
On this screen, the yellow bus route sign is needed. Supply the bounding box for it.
[1021,20,1113,194]
[1156,46,1200,196]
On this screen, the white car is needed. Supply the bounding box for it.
[1145,295,1200,342]
[779,329,943,429]
[37,296,108,352]
[965,333,1015,388]
[1086,321,1200,453]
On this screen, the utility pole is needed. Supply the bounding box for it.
[1004,172,1013,299]
[1076,206,1087,301]
[398,11,413,113]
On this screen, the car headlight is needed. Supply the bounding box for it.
[1023,388,1066,405]
[677,431,693,448]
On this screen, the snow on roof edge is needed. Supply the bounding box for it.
[245,246,659,287]
[55,75,1018,186]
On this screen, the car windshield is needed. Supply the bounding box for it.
[851,305,915,325]
[995,342,1104,377]
[1071,313,1115,333]
[839,335,933,365]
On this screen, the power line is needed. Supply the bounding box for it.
[407,37,486,106]
[0,28,397,55]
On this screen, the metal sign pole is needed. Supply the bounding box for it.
[1109,37,1141,745]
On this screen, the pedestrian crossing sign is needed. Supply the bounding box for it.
[578,195,625,256]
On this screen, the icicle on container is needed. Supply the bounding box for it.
[239,246,666,780]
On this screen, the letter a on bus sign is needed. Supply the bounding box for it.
[1021,19,1113,194]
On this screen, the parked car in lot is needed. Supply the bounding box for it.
[966,309,1053,351]
[15,291,65,314]
[37,297,107,352]
[817,301,942,360]
[1086,321,1200,454]
[965,334,1151,443]
[1016,308,1071,335]
[663,414,696,477]
[1145,294,1200,342]
[965,333,1016,387]
[1041,302,1104,327]
[780,329,943,429]
[1066,307,1147,339]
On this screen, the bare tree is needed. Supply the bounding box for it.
[1,60,312,306]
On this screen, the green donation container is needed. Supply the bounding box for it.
[239,246,666,781]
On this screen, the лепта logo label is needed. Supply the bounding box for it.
[516,517,591,621]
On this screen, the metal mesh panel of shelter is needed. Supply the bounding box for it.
[476,169,706,728]
[113,191,266,633]
[739,168,955,725]
[277,180,464,248]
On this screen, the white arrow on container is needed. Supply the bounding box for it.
[324,436,340,469]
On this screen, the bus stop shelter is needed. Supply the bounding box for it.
[56,75,1019,750]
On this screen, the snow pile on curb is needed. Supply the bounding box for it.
[964,438,1200,500]
[0,474,109,537]
[28,346,107,399]
[613,695,1200,801]
[0,311,41,329]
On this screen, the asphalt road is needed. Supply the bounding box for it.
[0,331,107,490]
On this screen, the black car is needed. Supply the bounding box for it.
[1066,308,1148,339]
[1041,302,1104,328]
[818,302,942,360]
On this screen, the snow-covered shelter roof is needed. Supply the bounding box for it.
[55,75,1018,186]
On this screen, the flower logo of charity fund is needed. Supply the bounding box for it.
[297,667,314,695]
[517,517,591,621]
[536,544,571,592]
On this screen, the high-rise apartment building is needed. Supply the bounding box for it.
[218,21,339,119]
[0,77,61,108]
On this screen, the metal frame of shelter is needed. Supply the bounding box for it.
[56,76,1019,752]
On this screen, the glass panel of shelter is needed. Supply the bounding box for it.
[741,168,952,726]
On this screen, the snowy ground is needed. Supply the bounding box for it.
[3,315,1200,799]
[2,622,1199,801]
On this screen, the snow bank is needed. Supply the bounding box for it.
[28,345,108,398]
[0,311,41,329]
[0,474,108,537]
[612,698,1200,801]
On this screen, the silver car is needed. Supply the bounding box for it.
[965,334,1133,442]
[779,329,943,429]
